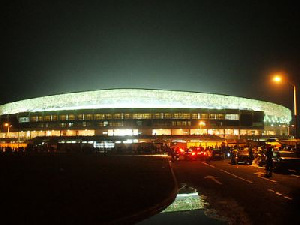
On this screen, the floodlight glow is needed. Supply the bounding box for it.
[273,75,282,83]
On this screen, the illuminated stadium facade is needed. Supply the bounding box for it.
[0,89,292,149]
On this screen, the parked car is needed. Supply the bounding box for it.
[211,149,225,160]
[273,150,300,173]
[185,148,198,161]
[231,148,252,165]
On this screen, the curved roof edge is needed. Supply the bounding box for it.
[0,89,291,123]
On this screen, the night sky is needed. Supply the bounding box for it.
[1,1,299,111]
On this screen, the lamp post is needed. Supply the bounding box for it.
[199,121,206,135]
[272,75,298,138]
[4,123,11,138]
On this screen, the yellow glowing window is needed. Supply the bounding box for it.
[192,114,198,119]
[77,114,84,120]
[85,114,93,120]
[153,113,161,119]
[209,114,217,119]
[44,115,51,121]
[68,114,75,120]
[200,114,208,119]
[113,114,122,119]
[164,113,172,119]
[59,115,67,120]
[105,114,112,119]
[94,114,105,120]
[124,114,131,119]
[217,114,225,120]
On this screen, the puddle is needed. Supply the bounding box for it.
[137,184,227,225]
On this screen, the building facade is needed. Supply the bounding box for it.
[0,89,291,148]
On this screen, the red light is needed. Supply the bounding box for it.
[192,152,196,156]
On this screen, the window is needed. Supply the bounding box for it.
[52,115,57,121]
[85,114,93,120]
[164,113,172,119]
[113,114,122,119]
[124,114,131,119]
[44,115,51,121]
[217,114,225,120]
[225,114,239,120]
[94,114,105,120]
[68,114,76,120]
[173,113,190,119]
[200,114,208,119]
[77,114,84,120]
[142,114,152,119]
[153,113,162,119]
[59,115,67,121]
[105,114,112,119]
[209,114,217,120]
[191,114,198,119]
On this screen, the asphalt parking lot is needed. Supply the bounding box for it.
[0,153,176,225]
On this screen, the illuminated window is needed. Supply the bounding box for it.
[44,115,51,121]
[68,114,75,120]
[77,114,84,120]
[143,114,152,119]
[52,115,57,121]
[85,114,93,120]
[182,114,190,119]
[200,114,208,119]
[173,113,190,119]
[217,114,225,120]
[209,114,217,120]
[113,114,122,119]
[124,114,131,119]
[94,114,105,120]
[132,113,151,119]
[152,129,171,135]
[225,114,239,120]
[153,113,162,119]
[132,114,142,119]
[105,114,112,119]
[59,115,67,121]
[192,114,198,119]
[164,113,172,119]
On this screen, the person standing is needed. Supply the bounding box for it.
[265,146,273,177]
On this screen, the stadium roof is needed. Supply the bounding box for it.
[0,89,291,123]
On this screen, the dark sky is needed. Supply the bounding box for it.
[1,0,299,111]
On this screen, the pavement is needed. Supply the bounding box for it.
[172,159,300,225]
[1,153,299,225]
[0,153,177,225]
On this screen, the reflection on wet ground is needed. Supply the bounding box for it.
[138,184,227,225]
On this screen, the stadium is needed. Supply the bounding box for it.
[0,89,291,150]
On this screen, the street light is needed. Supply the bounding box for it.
[272,74,298,138]
[4,123,11,138]
[199,121,206,135]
